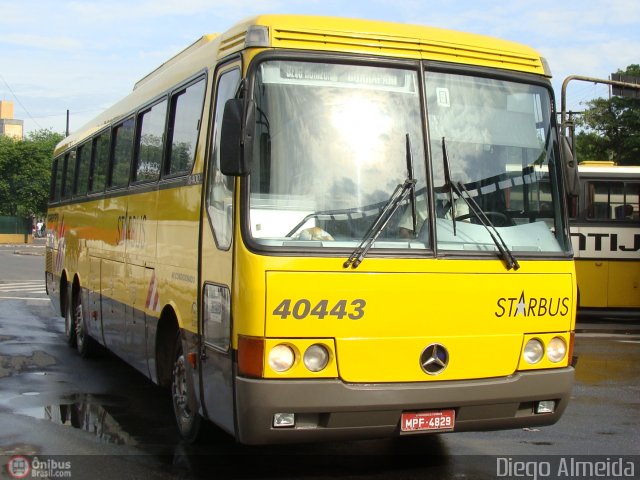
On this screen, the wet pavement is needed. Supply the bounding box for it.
[1,244,639,479]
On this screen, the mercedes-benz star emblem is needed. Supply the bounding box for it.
[420,343,449,375]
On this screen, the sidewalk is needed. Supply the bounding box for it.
[0,237,46,256]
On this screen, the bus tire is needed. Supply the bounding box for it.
[171,334,202,443]
[63,285,77,347]
[74,291,95,358]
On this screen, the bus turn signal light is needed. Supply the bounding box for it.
[238,336,265,378]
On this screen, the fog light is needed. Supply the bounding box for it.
[303,344,330,372]
[547,337,567,363]
[268,344,295,372]
[273,412,295,428]
[524,339,544,364]
[535,400,556,414]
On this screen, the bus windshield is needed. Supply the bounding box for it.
[248,59,568,255]
[427,72,566,253]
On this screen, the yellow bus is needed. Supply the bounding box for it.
[46,15,576,445]
[570,161,640,317]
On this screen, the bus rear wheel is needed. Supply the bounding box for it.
[171,335,202,443]
[74,292,95,358]
[63,286,77,347]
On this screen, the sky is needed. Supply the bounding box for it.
[1,0,638,136]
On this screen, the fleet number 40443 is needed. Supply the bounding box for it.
[272,299,366,320]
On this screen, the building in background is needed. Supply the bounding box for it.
[0,101,24,140]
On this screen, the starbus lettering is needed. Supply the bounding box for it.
[117,214,147,247]
[570,232,640,252]
[495,291,570,318]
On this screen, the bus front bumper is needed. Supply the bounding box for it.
[234,367,574,445]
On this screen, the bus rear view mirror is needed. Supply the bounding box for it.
[220,98,252,176]
[560,135,580,196]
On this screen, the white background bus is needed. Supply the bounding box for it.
[570,161,640,317]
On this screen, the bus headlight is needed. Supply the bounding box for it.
[268,344,296,372]
[303,344,330,372]
[547,337,567,363]
[524,339,544,364]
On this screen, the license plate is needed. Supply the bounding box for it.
[401,409,455,432]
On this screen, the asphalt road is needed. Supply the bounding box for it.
[0,242,638,479]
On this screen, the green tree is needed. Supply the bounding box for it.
[575,65,640,165]
[0,129,63,217]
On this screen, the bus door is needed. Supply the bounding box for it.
[124,186,159,377]
[198,64,241,434]
[100,194,128,356]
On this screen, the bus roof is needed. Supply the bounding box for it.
[578,162,640,177]
[221,15,547,74]
[56,14,548,154]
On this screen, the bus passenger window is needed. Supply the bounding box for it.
[166,78,205,176]
[110,117,135,188]
[65,151,78,198]
[89,132,109,193]
[75,142,92,196]
[585,180,640,221]
[60,153,72,200]
[629,184,640,220]
[587,181,615,220]
[50,157,62,202]
[134,99,166,183]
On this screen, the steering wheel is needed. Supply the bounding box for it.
[454,211,509,227]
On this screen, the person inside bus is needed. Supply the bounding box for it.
[614,204,634,220]
[397,195,469,238]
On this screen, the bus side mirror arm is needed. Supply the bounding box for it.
[561,134,580,196]
[220,98,254,176]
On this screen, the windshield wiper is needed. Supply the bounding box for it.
[344,135,417,269]
[441,137,457,236]
[343,177,416,269]
[441,137,519,271]
[455,181,520,270]
[406,134,418,237]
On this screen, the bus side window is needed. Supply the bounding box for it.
[89,132,110,193]
[165,77,206,177]
[75,142,91,196]
[62,150,77,199]
[586,180,615,220]
[109,117,135,188]
[133,98,166,183]
[626,183,639,220]
[50,157,60,202]
[207,68,241,250]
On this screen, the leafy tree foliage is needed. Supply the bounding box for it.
[0,129,63,217]
[575,65,640,165]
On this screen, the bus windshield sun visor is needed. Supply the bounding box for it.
[441,137,520,271]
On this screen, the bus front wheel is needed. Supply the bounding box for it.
[171,334,202,443]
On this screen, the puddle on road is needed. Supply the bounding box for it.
[16,393,140,447]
